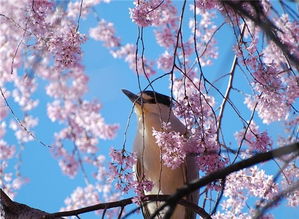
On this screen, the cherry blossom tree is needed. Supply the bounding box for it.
[0,0,298,218]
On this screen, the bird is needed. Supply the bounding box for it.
[122,89,199,219]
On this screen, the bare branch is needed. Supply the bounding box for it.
[46,194,210,219]
[0,189,61,219]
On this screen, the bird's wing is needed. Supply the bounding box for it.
[135,157,152,219]
[135,156,143,181]
[183,156,199,219]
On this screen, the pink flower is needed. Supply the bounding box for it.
[9,115,38,143]
[48,28,86,69]
[133,179,154,201]
[109,148,137,193]
[152,123,186,169]
[12,76,39,111]
[0,140,15,160]
[58,152,79,178]
[67,0,103,18]
[155,27,176,48]
[130,0,177,27]
[219,166,278,217]
[89,20,121,48]
[157,51,173,70]
[129,0,159,27]
[194,0,220,11]
[245,65,290,124]
[281,164,299,207]
[61,184,100,211]
[235,122,272,152]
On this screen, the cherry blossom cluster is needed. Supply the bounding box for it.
[152,122,186,169]
[244,64,292,124]
[61,182,121,218]
[90,20,156,76]
[263,14,299,70]
[109,148,136,193]
[0,121,28,198]
[129,0,177,27]
[214,166,278,218]
[231,12,299,124]
[174,75,227,174]
[151,73,226,181]
[109,148,153,201]
[67,0,111,19]
[189,7,219,66]
[235,121,272,153]
[61,154,122,217]
[48,97,119,177]
[281,164,299,207]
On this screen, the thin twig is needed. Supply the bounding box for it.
[0,87,50,147]
[76,0,84,32]
[216,23,246,143]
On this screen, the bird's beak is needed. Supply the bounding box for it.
[122,89,142,105]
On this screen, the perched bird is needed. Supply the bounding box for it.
[122,89,199,219]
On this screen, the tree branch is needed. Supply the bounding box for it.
[0,189,61,219]
[45,194,210,218]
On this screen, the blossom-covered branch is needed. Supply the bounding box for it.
[151,142,299,218]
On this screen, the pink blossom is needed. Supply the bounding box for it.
[219,166,278,217]
[157,51,173,70]
[155,27,176,48]
[152,123,186,169]
[129,0,160,27]
[0,122,6,138]
[172,75,228,175]
[75,136,98,154]
[58,151,79,178]
[61,184,100,211]
[235,122,272,152]
[0,90,9,120]
[285,76,299,103]
[281,164,299,207]
[9,115,38,143]
[194,0,220,11]
[132,179,154,202]
[128,56,156,76]
[189,10,219,66]
[111,43,156,76]
[109,148,137,193]
[0,140,15,160]
[47,100,66,122]
[130,0,177,27]
[12,76,39,111]
[12,177,29,190]
[89,20,121,48]
[263,14,299,70]
[67,0,104,18]
[48,28,86,69]
[245,65,290,124]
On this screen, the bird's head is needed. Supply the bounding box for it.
[122,89,172,119]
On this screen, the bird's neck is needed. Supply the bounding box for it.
[137,112,174,132]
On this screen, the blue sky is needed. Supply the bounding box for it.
[11,1,299,218]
